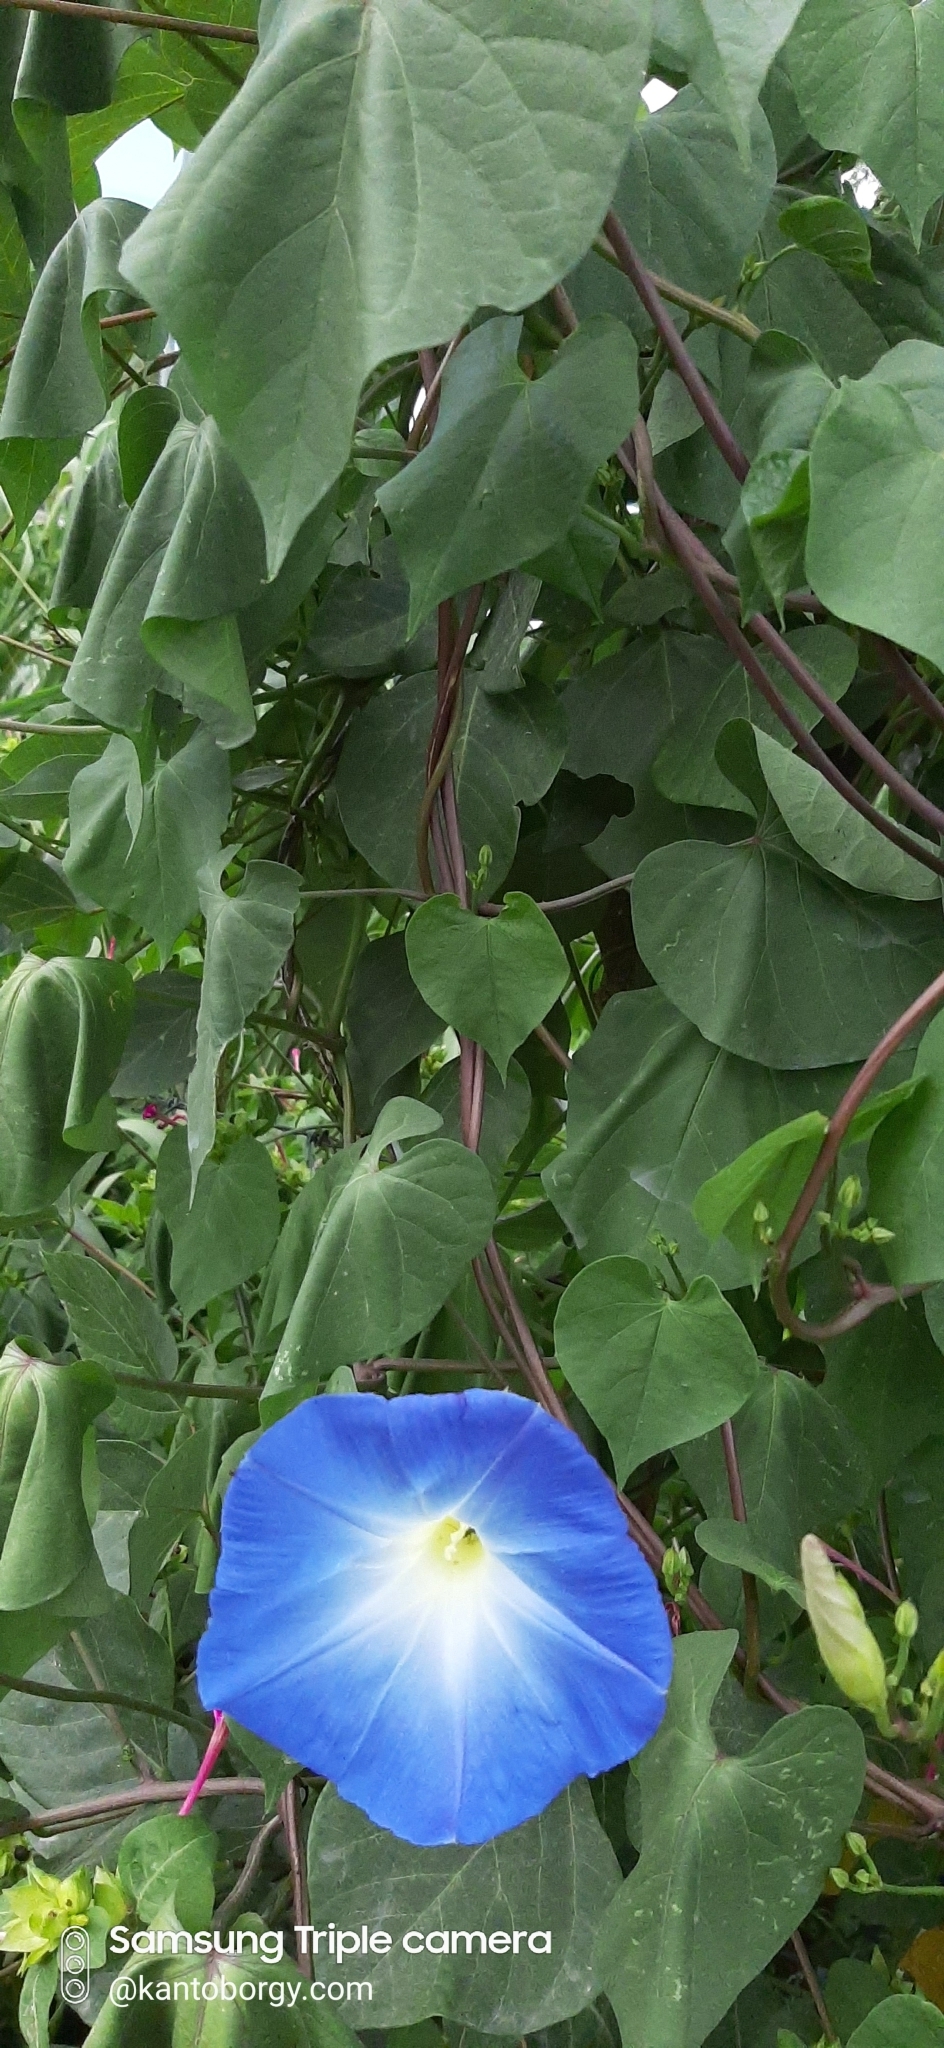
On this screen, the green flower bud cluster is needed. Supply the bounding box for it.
[661,1540,693,1604]
[0,1862,127,1973]
[815,1177,895,1246]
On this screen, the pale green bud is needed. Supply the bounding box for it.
[925,1648,944,1697]
[661,1541,693,1602]
[894,1601,919,1642]
[800,1535,889,1715]
[828,1866,850,1890]
[838,1176,862,1212]
[92,1867,127,1926]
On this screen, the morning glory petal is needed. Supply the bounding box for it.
[198,1389,672,1845]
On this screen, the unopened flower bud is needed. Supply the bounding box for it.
[845,1832,867,1859]
[800,1536,889,1715]
[894,1601,919,1643]
[925,1649,944,1697]
[661,1541,693,1603]
[829,1866,851,1890]
[838,1176,862,1212]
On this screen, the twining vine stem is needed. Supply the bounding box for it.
[543,247,944,1830]
[0,0,258,40]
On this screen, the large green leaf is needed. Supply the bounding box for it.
[0,198,146,530]
[405,893,568,1081]
[86,1949,358,2046]
[543,988,857,1287]
[787,0,944,241]
[65,416,266,744]
[807,339,944,677]
[55,1593,178,1778]
[117,1813,217,1934]
[631,798,944,1068]
[746,202,886,382]
[49,436,126,614]
[679,1367,869,1580]
[868,1008,944,1283]
[337,671,565,900]
[595,1633,865,2048]
[0,955,132,1214]
[155,1127,281,1321]
[823,1300,944,1492]
[378,317,637,630]
[562,626,855,813]
[65,730,231,960]
[110,970,200,1098]
[344,930,440,1110]
[307,1780,621,2032]
[599,87,776,302]
[751,728,938,899]
[653,0,805,155]
[187,857,300,1182]
[121,0,652,570]
[846,1999,944,2047]
[264,1098,495,1406]
[554,1258,760,1480]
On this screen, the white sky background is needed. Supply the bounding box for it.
[96,120,182,206]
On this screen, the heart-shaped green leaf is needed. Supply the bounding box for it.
[555,1257,760,1480]
[406,893,567,1080]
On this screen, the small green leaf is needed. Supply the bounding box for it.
[187,858,300,1183]
[406,893,567,1081]
[155,1128,281,1321]
[846,1998,944,2047]
[544,988,857,1288]
[693,1110,829,1257]
[117,1813,218,1934]
[778,195,875,280]
[554,1258,760,1479]
[378,317,638,630]
[752,727,939,900]
[694,1520,804,1603]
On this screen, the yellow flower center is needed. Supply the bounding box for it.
[427,1515,485,1570]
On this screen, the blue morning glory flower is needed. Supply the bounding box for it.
[197,1389,672,1845]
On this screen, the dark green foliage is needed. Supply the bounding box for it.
[0,4,941,2044]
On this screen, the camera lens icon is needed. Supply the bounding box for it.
[59,1925,90,2006]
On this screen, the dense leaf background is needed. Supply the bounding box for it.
[0,0,941,2043]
